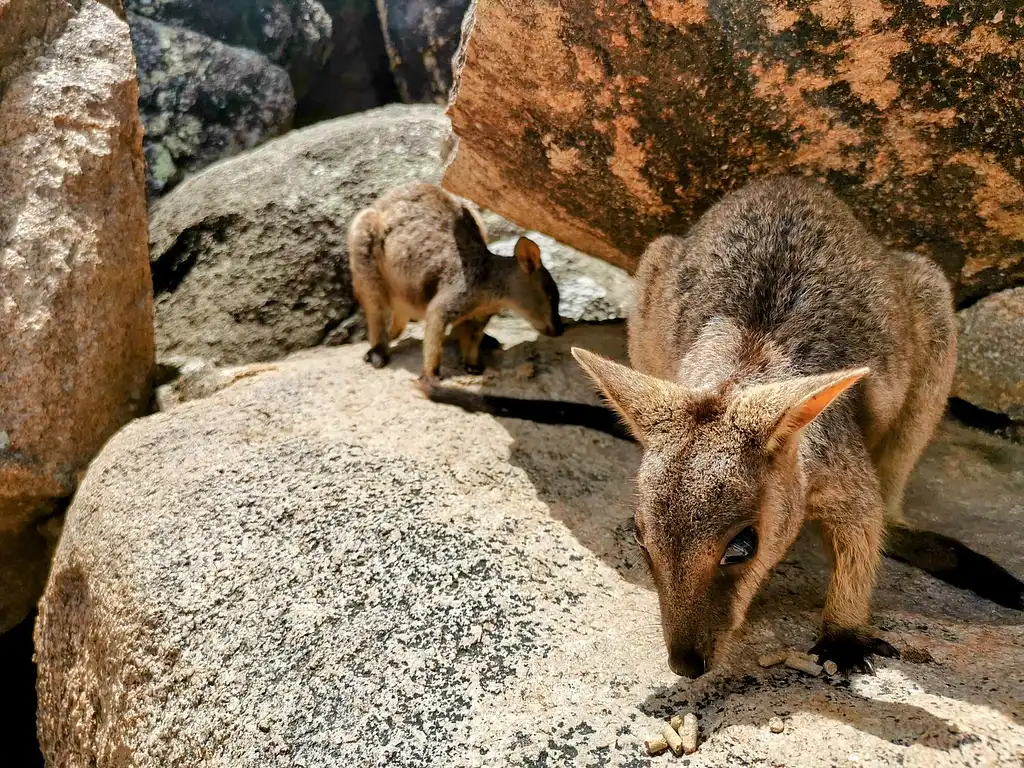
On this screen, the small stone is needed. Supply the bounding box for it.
[644,735,669,756]
[769,717,785,734]
[758,650,788,668]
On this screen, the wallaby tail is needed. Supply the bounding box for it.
[884,523,1023,611]
[418,381,636,443]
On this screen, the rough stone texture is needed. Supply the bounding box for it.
[37,325,1024,767]
[295,0,400,126]
[125,0,332,99]
[150,104,449,365]
[489,230,634,323]
[953,287,1024,422]
[378,0,471,103]
[129,13,296,196]
[444,0,1024,304]
[0,0,154,633]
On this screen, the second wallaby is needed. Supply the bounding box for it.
[347,182,563,382]
[421,176,1024,678]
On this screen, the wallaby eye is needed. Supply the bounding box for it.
[720,527,758,566]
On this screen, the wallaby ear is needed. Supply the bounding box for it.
[572,347,690,443]
[514,237,543,274]
[731,367,870,452]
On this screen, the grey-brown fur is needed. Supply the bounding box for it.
[347,182,562,380]
[573,176,956,678]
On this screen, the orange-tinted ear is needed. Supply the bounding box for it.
[730,367,870,452]
[514,236,543,274]
[571,347,691,443]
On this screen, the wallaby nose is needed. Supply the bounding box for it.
[668,647,707,679]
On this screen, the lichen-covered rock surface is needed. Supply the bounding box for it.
[0,0,153,633]
[953,286,1024,422]
[378,0,471,103]
[124,0,332,99]
[444,0,1024,304]
[129,12,296,196]
[36,326,1024,767]
[149,104,450,365]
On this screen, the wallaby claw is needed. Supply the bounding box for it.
[364,348,390,369]
[810,630,899,676]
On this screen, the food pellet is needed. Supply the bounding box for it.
[823,660,839,676]
[670,714,685,731]
[644,735,669,756]
[680,713,699,755]
[785,653,823,676]
[758,650,788,668]
[769,717,785,734]
[663,724,684,757]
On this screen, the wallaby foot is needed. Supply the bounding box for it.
[364,345,390,369]
[464,362,485,375]
[810,627,899,676]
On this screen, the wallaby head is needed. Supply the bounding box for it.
[508,237,563,337]
[572,347,868,678]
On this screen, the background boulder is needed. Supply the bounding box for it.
[129,13,297,196]
[36,327,1024,766]
[125,0,333,99]
[377,0,471,103]
[0,0,153,633]
[443,0,1024,304]
[953,287,1024,424]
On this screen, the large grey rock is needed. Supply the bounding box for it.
[36,326,1024,766]
[150,104,450,365]
[125,0,332,99]
[444,0,1024,305]
[295,0,399,126]
[0,0,153,633]
[953,287,1024,422]
[378,0,471,103]
[129,13,296,196]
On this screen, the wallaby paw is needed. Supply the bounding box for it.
[364,348,389,369]
[810,630,899,676]
[464,363,485,375]
[415,372,441,391]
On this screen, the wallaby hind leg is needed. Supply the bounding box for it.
[420,294,467,382]
[455,318,489,374]
[388,310,409,341]
[348,209,392,368]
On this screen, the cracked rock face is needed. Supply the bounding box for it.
[149,104,451,366]
[0,0,153,633]
[444,0,1024,305]
[36,326,1024,766]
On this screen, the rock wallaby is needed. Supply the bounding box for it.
[347,182,563,382]
[421,176,1024,677]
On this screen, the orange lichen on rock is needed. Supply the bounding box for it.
[838,31,911,108]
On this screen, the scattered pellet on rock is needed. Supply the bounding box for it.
[680,713,699,755]
[785,653,823,676]
[823,660,839,676]
[644,735,669,756]
[670,714,685,731]
[758,650,789,668]
[663,723,684,757]
[902,646,935,664]
[769,717,785,734]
